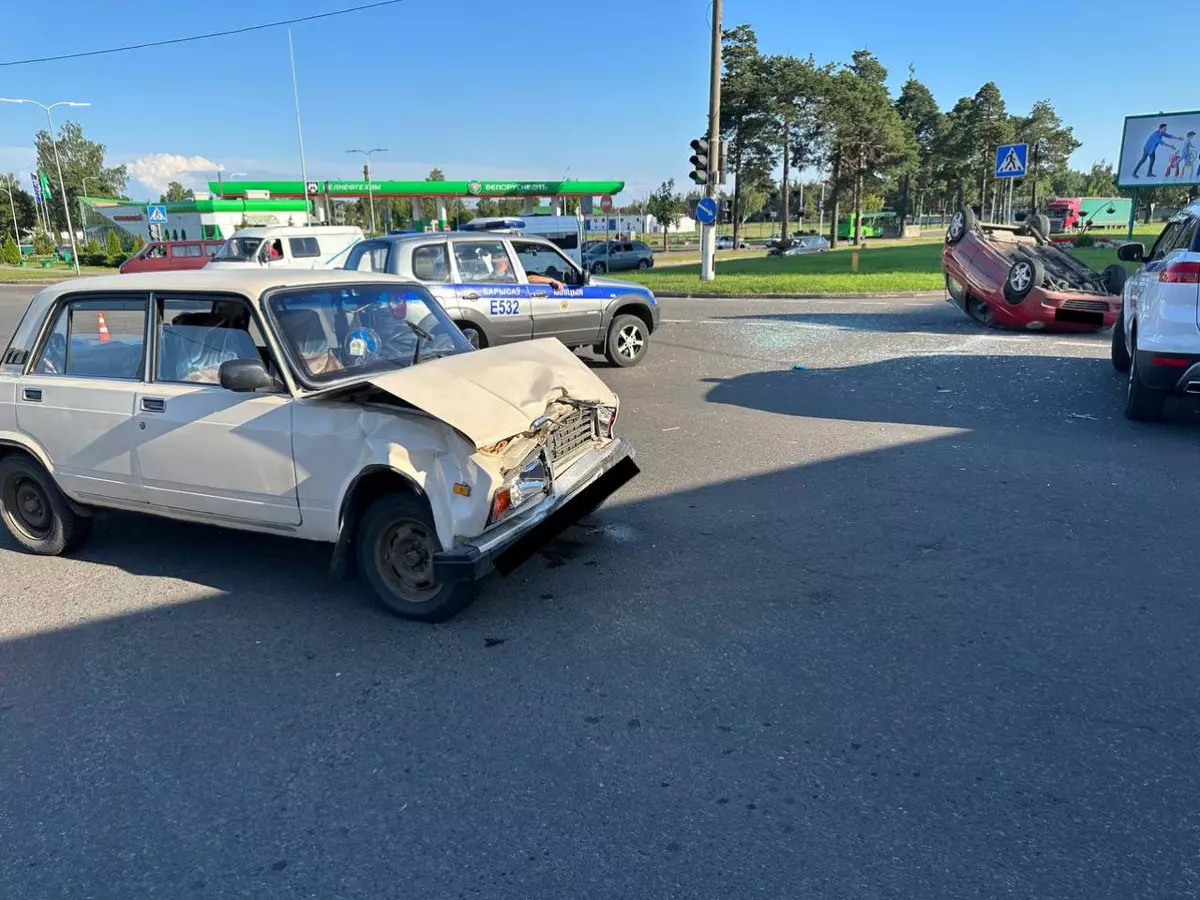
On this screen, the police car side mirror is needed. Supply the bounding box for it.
[580,267,591,285]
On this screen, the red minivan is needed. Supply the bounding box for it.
[120,240,224,274]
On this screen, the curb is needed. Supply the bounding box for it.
[653,290,946,300]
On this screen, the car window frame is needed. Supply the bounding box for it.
[1147,219,1185,262]
[288,236,322,259]
[1171,217,1199,255]
[449,238,519,285]
[26,292,153,382]
[509,239,579,283]
[344,239,392,274]
[148,290,288,391]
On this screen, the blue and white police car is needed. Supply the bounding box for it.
[341,231,660,367]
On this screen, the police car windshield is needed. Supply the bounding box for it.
[211,237,263,261]
[268,283,474,385]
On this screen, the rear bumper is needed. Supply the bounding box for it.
[993,291,1120,331]
[432,438,638,582]
[1134,351,1200,392]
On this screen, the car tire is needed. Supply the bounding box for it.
[1111,313,1132,373]
[636,259,650,269]
[605,314,649,367]
[1026,213,1051,241]
[947,206,976,244]
[0,454,91,556]
[1102,264,1128,296]
[1003,256,1045,303]
[1124,332,1167,421]
[592,262,608,275]
[356,494,478,623]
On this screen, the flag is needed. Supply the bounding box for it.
[38,170,52,200]
[30,173,42,205]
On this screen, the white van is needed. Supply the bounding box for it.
[458,216,583,265]
[205,226,364,270]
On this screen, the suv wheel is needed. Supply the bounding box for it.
[356,494,478,622]
[1124,332,1167,421]
[0,454,91,555]
[592,262,608,275]
[605,314,649,367]
[636,258,651,269]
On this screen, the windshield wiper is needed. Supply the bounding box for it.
[405,320,435,365]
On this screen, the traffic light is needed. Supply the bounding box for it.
[689,137,710,185]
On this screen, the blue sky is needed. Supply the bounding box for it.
[0,0,1179,201]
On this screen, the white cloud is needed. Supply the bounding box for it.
[125,153,218,193]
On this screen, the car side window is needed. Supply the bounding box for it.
[289,236,321,259]
[1171,218,1198,254]
[412,244,449,281]
[1147,221,1184,262]
[33,298,147,379]
[155,295,274,386]
[453,240,517,283]
[511,240,571,280]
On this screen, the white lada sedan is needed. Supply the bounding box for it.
[0,270,638,621]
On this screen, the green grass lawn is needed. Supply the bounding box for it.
[0,264,114,282]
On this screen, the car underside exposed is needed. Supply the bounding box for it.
[984,225,1109,294]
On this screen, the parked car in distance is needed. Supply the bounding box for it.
[342,232,660,366]
[1110,204,1200,420]
[942,206,1122,332]
[0,269,639,622]
[120,240,224,274]
[583,240,654,274]
[715,235,748,250]
[781,235,831,255]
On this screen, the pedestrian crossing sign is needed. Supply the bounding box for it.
[994,144,1028,178]
[146,204,168,224]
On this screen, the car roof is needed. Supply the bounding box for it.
[31,268,407,304]
[375,231,556,246]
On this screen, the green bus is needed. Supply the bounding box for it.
[836,211,895,240]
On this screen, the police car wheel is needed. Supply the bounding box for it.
[458,324,484,349]
[605,314,648,367]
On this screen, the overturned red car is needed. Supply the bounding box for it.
[941,207,1124,331]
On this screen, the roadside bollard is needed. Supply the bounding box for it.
[851,250,860,272]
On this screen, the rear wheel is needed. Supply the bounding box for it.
[356,495,478,622]
[1111,313,1131,373]
[947,206,976,244]
[1124,332,1167,421]
[1026,213,1051,240]
[457,322,485,349]
[0,454,91,555]
[1102,264,1128,297]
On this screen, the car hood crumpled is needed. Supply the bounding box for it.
[319,338,618,448]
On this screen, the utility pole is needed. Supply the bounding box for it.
[346,148,387,234]
[4,178,19,248]
[700,0,723,281]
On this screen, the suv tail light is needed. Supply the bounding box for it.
[1159,261,1200,283]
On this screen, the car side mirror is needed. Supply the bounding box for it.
[581,267,591,285]
[1117,243,1145,263]
[219,358,278,392]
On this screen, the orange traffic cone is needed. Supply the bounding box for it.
[97,312,110,343]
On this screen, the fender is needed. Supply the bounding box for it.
[0,433,92,517]
[329,464,431,579]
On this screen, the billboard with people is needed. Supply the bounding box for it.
[1118,110,1200,188]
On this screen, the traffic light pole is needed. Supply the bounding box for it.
[700,0,723,281]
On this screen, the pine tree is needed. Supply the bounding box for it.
[1,234,20,265]
[105,228,122,264]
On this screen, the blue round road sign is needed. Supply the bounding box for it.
[694,197,718,225]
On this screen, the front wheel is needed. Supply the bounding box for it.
[605,314,649,367]
[1111,314,1131,373]
[591,262,607,274]
[0,454,91,555]
[356,495,478,622]
[636,258,651,269]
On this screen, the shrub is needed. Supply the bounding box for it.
[1,234,20,265]
[104,229,122,257]
[32,229,54,256]
[1074,233,1097,248]
[129,235,145,255]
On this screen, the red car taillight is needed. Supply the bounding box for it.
[1159,261,1200,283]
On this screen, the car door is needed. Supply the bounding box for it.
[406,241,459,312]
[511,239,603,347]
[449,238,532,344]
[132,293,301,526]
[1136,218,1196,336]
[15,294,149,505]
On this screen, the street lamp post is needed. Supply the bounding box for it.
[0,97,90,274]
[346,148,387,234]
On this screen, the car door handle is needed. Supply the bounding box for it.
[141,397,166,413]
[530,290,548,298]
[21,388,42,403]
[462,292,480,300]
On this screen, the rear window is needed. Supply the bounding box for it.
[289,237,321,259]
[170,243,202,258]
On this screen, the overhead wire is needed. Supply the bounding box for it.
[0,0,407,68]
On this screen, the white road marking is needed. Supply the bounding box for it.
[660,318,692,324]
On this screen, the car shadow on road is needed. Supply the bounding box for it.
[703,351,1200,435]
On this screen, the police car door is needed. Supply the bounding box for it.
[449,238,532,344]
[511,239,603,347]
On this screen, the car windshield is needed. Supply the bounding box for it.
[268,282,474,385]
[1047,208,1069,218]
[211,237,264,262]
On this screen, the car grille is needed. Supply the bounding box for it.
[547,409,596,468]
[1061,299,1109,313]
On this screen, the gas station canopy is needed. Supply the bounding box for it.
[208,179,625,198]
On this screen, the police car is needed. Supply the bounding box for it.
[341,232,660,367]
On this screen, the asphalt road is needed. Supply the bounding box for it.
[2,284,1199,899]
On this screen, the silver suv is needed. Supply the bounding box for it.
[583,240,655,274]
[342,233,660,367]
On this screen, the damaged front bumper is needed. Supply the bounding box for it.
[432,438,639,582]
